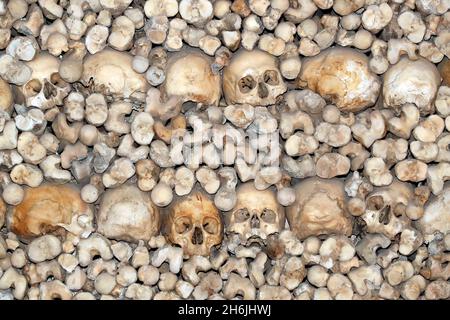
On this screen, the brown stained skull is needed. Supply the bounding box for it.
[223,49,287,106]
[8,184,94,239]
[287,178,353,240]
[225,182,285,246]
[21,53,71,110]
[164,188,223,256]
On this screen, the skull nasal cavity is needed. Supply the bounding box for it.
[251,215,260,228]
[258,82,269,98]
[192,226,203,245]
[378,205,391,225]
[43,81,56,99]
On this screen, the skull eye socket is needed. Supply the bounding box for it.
[238,75,256,93]
[378,205,391,224]
[234,208,250,222]
[366,195,385,211]
[203,217,219,234]
[174,217,192,234]
[260,208,276,223]
[263,70,279,85]
[25,79,42,95]
[50,72,67,88]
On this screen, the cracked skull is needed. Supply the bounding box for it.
[287,178,353,240]
[81,49,149,102]
[164,188,223,256]
[162,49,221,106]
[21,53,71,110]
[225,182,285,246]
[223,49,287,106]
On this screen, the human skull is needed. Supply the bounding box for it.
[383,57,441,115]
[8,184,94,239]
[286,178,353,240]
[20,53,71,110]
[223,49,287,106]
[362,180,414,239]
[224,182,285,246]
[164,187,223,256]
[416,185,450,240]
[81,49,149,102]
[162,49,221,106]
[296,47,381,113]
[97,184,160,242]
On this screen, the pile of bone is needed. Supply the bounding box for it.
[0,0,450,300]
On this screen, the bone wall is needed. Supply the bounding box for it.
[0,0,450,300]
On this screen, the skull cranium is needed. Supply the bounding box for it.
[164,187,223,256]
[223,49,287,106]
[97,184,160,242]
[81,49,149,102]
[296,47,381,113]
[286,178,353,240]
[162,49,222,106]
[20,53,71,110]
[225,182,285,246]
[8,184,94,239]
